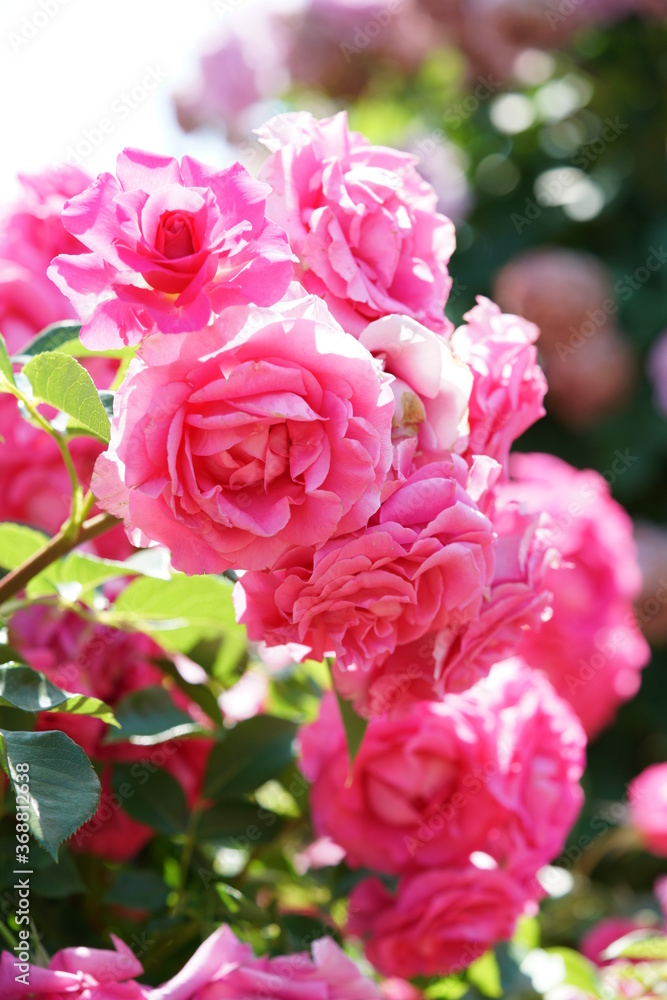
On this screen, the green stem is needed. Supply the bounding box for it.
[0,512,119,608]
[173,803,203,915]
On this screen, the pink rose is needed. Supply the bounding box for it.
[300,659,584,878]
[629,763,667,856]
[348,863,530,978]
[330,494,554,716]
[451,296,546,470]
[147,924,380,1000]
[92,293,394,573]
[257,111,456,335]
[503,452,650,736]
[359,314,472,463]
[10,606,213,860]
[0,936,147,999]
[49,148,295,348]
[236,457,495,675]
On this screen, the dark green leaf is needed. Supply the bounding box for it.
[31,851,85,898]
[105,686,203,744]
[104,870,169,911]
[13,321,82,359]
[112,764,189,835]
[334,686,368,766]
[23,352,110,443]
[0,729,101,860]
[0,662,118,727]
[203,716,297,801]
[197,800,282,844]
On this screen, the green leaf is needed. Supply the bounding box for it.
[31,852,85,899]
[196,800,282,844]
[0,523,48,571]
[104,870,169,912]
[203,716,297,801]
[26,550,138,599]
[22,351,110,443]
[0,333,15,387]
[112,574,239,653]
[608,934,667,961]
[334,685,368,766]
[467,951,502,998]
[544,948,601,992]
[0,728,101,860]
[104,686,203,744]
[112,764,189,836]
[0,662,118,727]
[14,321,82,359]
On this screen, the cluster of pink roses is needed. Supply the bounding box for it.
[0,925,380,1000]
[0,110,651,982]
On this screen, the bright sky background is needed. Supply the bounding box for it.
[0,0,265,202]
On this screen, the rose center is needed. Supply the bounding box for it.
[156,210,197,259]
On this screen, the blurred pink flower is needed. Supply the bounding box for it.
[258,111,456,335]
[503,452,650,737]
[49,148,294,348]
[174,20,288,139]
[649,330,667,417]
[629,763,667,856]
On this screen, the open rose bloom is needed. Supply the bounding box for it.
[0,111,652,988]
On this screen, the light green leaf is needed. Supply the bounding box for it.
[203,716,297,801]
[23,351,110,443]
[0,662,118,727]
[467,951,502,998]
[112,574,239,653]
[0,728,101,860]
[0,333,15,387]
[608,934,667,961]
[104,686,203,744]
[0,523,48,571]
[14,321,82,359]
[544,948,601,992]
[27,550,138,599]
